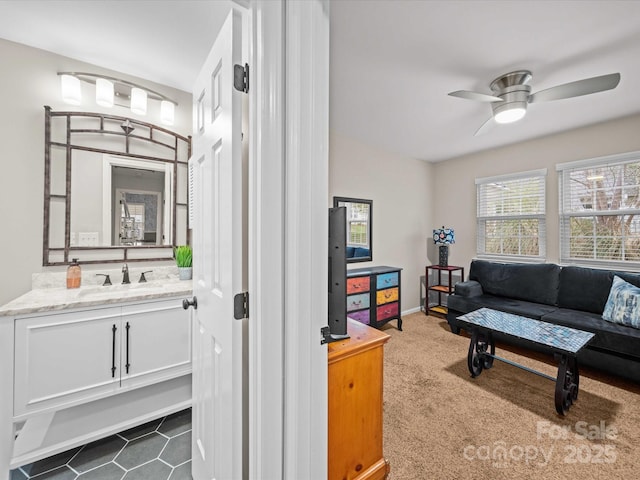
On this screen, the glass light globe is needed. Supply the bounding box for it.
[494,107,526,124]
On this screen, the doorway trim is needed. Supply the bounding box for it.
[248,1,329,479]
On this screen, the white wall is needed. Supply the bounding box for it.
[0,39,192,306]
[432,114,640,274]
[329,130,434,311]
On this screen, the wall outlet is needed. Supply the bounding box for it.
[78,232,99,246]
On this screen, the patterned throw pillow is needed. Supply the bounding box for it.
[602,275,640,329]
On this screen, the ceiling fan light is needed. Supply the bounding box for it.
[61,74,81,105]
[130,87,147,115]
[494,106,526,124]
[95,78,114,107]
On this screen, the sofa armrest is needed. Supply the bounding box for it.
[454,280,483,297]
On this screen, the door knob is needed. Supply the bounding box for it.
[183,296,198,310]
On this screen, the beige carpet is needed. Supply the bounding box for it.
[380,312,640,480]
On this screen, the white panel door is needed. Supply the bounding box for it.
[189,9,244,480]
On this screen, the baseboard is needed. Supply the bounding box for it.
[402,306,422,315]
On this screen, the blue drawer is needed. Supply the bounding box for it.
[376,272,398,289]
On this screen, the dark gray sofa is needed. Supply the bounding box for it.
[446,260,640,383]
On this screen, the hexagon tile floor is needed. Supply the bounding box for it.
[11,408,192,480]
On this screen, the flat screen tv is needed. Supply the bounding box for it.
[324,206,349,344]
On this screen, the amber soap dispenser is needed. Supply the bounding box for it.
[67,258,82,289]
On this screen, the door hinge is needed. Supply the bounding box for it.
[234,291,249,319]
[320,325,350,345]
[320,326,331,345]
[234,63,249,93]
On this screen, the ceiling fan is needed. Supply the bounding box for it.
[448,70,621,136]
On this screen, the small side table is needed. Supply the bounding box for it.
[426,265,464,317]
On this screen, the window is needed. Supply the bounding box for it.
[476,169,546,261]
[558,152,640,268]
[346,202,369,247]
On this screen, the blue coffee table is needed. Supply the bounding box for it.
[457,308,595,415]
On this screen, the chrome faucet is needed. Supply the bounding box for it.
[122,263,130,284]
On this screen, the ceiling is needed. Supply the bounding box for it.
[1,1,640,163]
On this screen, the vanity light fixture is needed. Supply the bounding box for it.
[60,74,82,105]
[160,100,175,126]
[57,72,177,125]
[130,87,147,115]
[95,78,114,107]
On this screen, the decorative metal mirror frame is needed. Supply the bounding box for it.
[43,106,192,266]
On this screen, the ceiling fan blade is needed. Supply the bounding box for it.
[474,117,496,136]
[449,90,503,102]
[529,73,620,103]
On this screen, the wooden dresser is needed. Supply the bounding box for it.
[328,319,391,480]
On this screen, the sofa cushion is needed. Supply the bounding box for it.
[558,267,640,314]
[602,276,640,329]
[448,293,558,320]
[542,308,640,359]
[352,247,370,258]
[615,271,640,288]
[468,260,560,306]
[557,266,613,314]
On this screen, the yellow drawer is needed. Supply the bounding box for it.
[376,287,398,305]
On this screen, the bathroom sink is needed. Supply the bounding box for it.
[74,280,178,299]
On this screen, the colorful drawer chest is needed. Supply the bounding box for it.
[346,266,402,330]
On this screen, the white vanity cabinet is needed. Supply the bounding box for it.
[120,299,191,387]
[14,306,122,417]
[0,290,193,478]
[13,298,191,417]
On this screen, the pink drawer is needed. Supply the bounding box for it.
[348,310,370,325]
[377,302,399,321]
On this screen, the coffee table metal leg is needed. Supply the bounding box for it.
[467,330,483,377]
[483,331,495,369]
[571,356,580,402]
[555,354,580,415]
[467,329,494,378]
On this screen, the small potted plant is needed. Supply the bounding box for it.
[174,245,193,280]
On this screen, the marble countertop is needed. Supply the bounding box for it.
[0,278,193,317]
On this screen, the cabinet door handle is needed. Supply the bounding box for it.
[125,322,130,374]
[111,324,117,378]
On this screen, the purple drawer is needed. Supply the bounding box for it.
[348,310,370,325]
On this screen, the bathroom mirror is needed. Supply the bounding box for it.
[333,196,373,263]
[43,107,191,266]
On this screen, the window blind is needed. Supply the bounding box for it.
[476,169,546,260]
[558,151,640,268]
